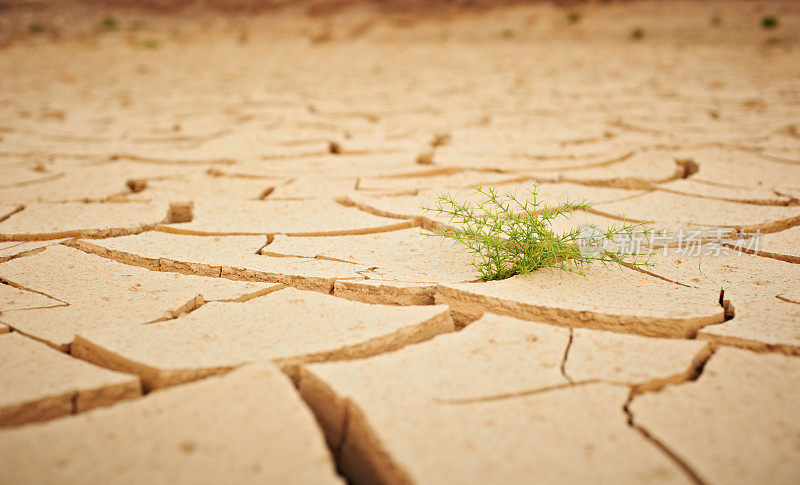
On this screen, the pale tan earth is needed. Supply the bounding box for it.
[0,238,67,262]
[0,200,169,240]
[0,365,343,484]
[1,0,800,483]
[0,332,141,427]
[298,314,707,484]
[436,266,726,332]
[72,287,453,389]
[0,244,278,350]
[67,231,374,290]
[630,347,800,484]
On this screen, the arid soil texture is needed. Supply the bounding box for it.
[1,0,799,483]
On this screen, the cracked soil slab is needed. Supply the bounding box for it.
[0,245,277,350]
[157,198,415,236]
[0,364,342,484]
[298,314,691,484]
[435,266,724,335]
[266,229,477,283]
[67,231,370,291]
[592,191,800,233]
[0,239,67,262]
[123,171,284,201]
[72,287,453,390]
[630,347,800,484]
[565,328,711,392]
[656,179,795,206]
[0,161,193,204]
[647,251,800,355]
[0,201,168,241]
[0,281,62,312]
[0,332,141,427]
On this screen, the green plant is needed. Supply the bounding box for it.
[761,16,778,29]
[501,28,517,39]
[140,38,161,49]
[101,16,118,30]
[710,14,722,27]
[630,27,645,40]
[567,11,581,24]
[28,22,46,34]
[424,185,654,281]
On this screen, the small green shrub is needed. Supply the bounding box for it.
[630,27,645,40]
[501,28,517,39]
[424,185,654,281]
[710,15,722,27]
[761,16,778,29]
[567,11,581,24]
[140,38,161,49]
[101,16,118,30]
[28,22,46,34]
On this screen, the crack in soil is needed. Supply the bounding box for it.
[776,294,800,306]
[0,276,70,307]
[434,380,601,405]
[155,219,420,238]
[145,285,288,324]
[723,241,800,264]
[0,205,24,224]
[63,238,364,296]
[560,328,575,384]
[623,345,717,485]
[0,244,50,264]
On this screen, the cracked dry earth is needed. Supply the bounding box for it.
[1,1,800,483]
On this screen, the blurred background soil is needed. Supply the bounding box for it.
[1,0,798,50]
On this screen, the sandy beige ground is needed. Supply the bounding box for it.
[0,365,343,484]
[1,0,799,483]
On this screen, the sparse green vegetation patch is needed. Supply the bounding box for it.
[761,16,778,29]
[140,38,161,49]
[28,22,46,34]
[425,185,654,281]
[101,17,118,30]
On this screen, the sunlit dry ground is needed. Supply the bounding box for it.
[1,1,799,483]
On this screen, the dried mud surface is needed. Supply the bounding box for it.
[1,0,799,483]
